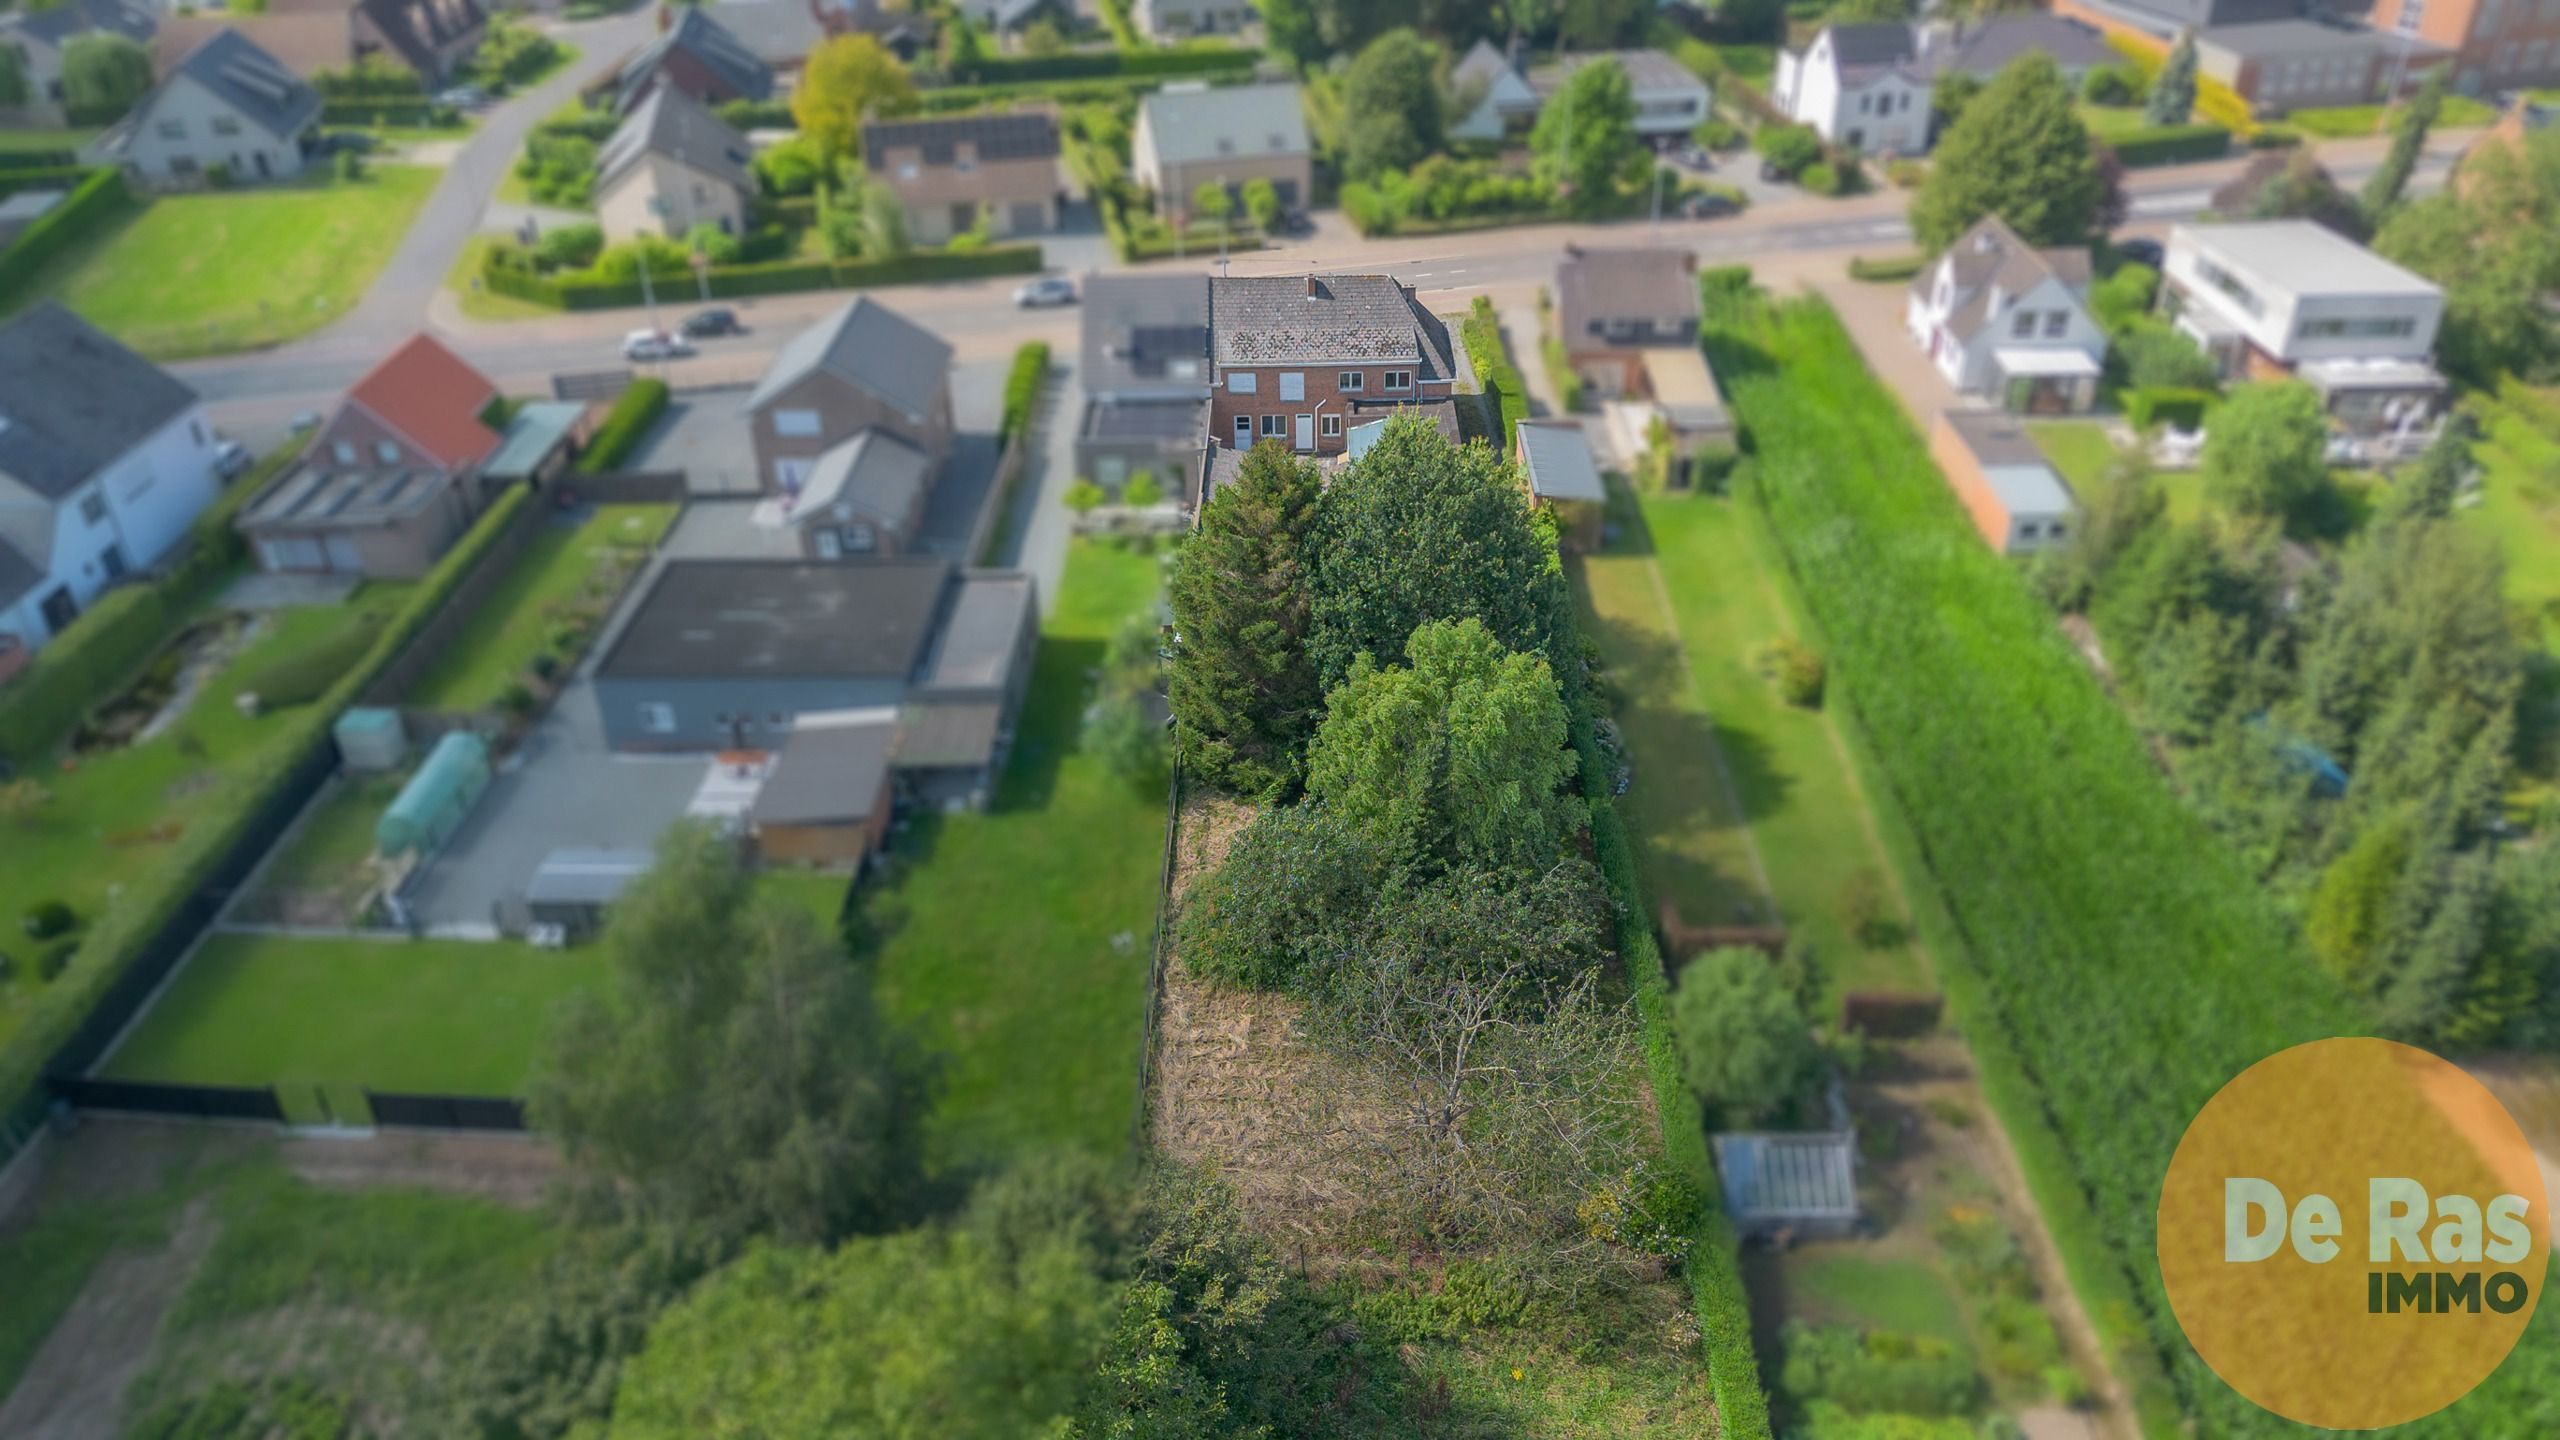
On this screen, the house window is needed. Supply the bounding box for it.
[80,492,107,525]
[1260,414,1286,436]
[1227,371,1257,394]
[898,162,919,180]
[773,408,822,438]
[375,440,401,463]
[1384,370,1412,390]
[1338,370,1364,392]
[2010,309,2036,338]
[156,119,185,140]
[1321,414,1342,437]
[332,440,358,465]
[638,702,676,734]
[2043,310,2068,338]
[844,522,877,551]
[1278,372,1305,401]
[955,154,977,174]
[211,115,241,136]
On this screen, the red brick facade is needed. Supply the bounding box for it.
[1206,364,1453,456]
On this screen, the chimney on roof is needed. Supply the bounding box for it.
[1304,274,1320,299]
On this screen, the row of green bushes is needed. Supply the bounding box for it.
[0,168,130,310]
[2124,385,2213,431]
[1459,298,1527,454]
[1702,287,2393,1435]
[477,244,1041,310]
[1574,713,1772,1440]
[1000,341,1049,446]
[941,42,1256,87]
[321,98,463,128]
[0,165,95,199]
[2102,122,2232,168]
[576,379,670,474]
[0,443,288,766]
[0,486,540,1142]
[0,149,79,172]
[1846,253,1927,283]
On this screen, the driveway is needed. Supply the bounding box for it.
[626,383,759,494]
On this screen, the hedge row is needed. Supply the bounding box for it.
[2125,385,2213,431]
[0,165,95,199]
[2102,122,2231,168]
[0,168,131,308]
[1460,298,1526,454]
[480,245,1042,309]
[0,148,79,171]
[576,379,670,473]
[1846,252,1926,283]
[0,486,538,1141]
[321,98,461,128]
[1000,341,1049,446]
[1574,715,1772,1440]
[942,42,1257,87]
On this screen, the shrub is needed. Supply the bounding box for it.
[2106,122,2231,168]
[576,379,670,473]
[1847,253,1926,283]
[1885,157,1925,188]
[1061,479,1105,515]
[2081,63,2144,106]
[2126,385,2214,432]
[1577,1160,1702,1262]
[37,942,74,983]
[1693,117,1742,150]
[1753,122,1822,177]
[333,148,363,182]
[1779,1323,1986,1418]
[241,620,380,708]
[1756,636,1826,707]
[22,901,74,941]
[1798,161,1840,196]
[2115,319,2219,389]
[535,221,604,270]
[999,341,1048,445]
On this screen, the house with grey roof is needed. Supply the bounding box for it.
[87,29,319,185]
[1555,245,1700,399]
[702,0,825,70]
[600,5,773,116]
[862,109,1061,245]
[1078,273,1209,499]
[1919,14,2117,83]
[1906,213,2106,412]
[1451,38,1544,142]
[1206,272,1457,457]
[1774,23,1930,154]
[748,427,936,557]
[1132,81,1311,214]
[747,297,955,494]
[815,0,931,62]
[0,0,156,127]
[0,304,223,671]
[1531,50,1710,140]
[595,85,756,244]
[594,556,1038,813]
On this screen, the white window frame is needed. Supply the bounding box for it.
[1321,413,1342,437]
[1338,370,1364,392]
[1227,371,1257,394]
[772,408,823,438]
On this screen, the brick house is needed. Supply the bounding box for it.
[600,5,774,115]
[861,110,1062,246]
[1554,245,1699,399]
[2368,0,2560,94]
[745,298,954,493]
[1205,274,1457,457]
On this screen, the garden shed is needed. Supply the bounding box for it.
[525,847,654,937]
[1711,1129,1860,1241]
[333,707,408,773]
[376,731,491,859]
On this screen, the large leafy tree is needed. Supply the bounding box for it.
[0,45,29,110]
[1670,947,1818,1123]
[60,33,151,117]
[527,822,933,1249]
[791,34,914,160]
[2144,28,2196,126]
[1304,413,1571,690]
[2361,63,2447,222]
[1167,440,1322,797]
[1253,0,1416,66]
[2198,380,2330,522]
[1910,53,2105,251]
[2374,126,2560,382]
[1305,617,1578,873]
[1529,57,1646,217]
[1339,28,1446,182]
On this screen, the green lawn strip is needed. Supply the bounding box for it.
[0,129,94,154]
[0,1168,198,1403]
[257,774,403,893]
[1781,1248,1969,1341]
[1407,1279,1723,1437]
[758,869,852,934]
[0,595,407,1055]
[863,539,1170,1165]
[100,934,604,1104]
[2075,103,2152,138]
[404,505,676,712]
[25,167,437,360]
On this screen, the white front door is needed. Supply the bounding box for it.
[1294,414,1314,451]
[1232,415,1252,449]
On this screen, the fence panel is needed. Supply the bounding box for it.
[365,1090,528,1131]
[53,1077,286,1123]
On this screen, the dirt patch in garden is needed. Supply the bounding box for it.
[0,1196,219,1440]
[281,1130,561,1210]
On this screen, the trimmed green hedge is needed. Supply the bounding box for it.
[2103,123,2232,168]
[0,149,80,171]
[2125,385,2213,431]
[480,245,1042,310]
[944,43,1256,86]
[1460,298,1527,453]
[1000,341,1049,446]
[0,165,98,199]
[1847,253,1927,283]
[320,99,459,127]
[576,379,670,474]
[0,486,538,1144]
[0,168,131,308]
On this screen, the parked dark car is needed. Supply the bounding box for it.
[681,308,742,338]
[1759,158,1786,183]
[2113,237,2165,270]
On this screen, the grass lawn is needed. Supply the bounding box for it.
[2075,102,2155,139]
[447,232,561,322]
[1779,1248,1970,1340]
[101,933,605,1118]
[0,591,409,1057]
[23,166,438,360]
[758,868,851,934]
[1574,483,1929,1004]
[861,538,1172,1165]
[0,127,95,154]
[2028,420,2212,527]
[405,504,676,711]
[2286,94,2502,136]
[256,772,403,894]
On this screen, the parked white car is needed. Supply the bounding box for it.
[621,329,695,362]
[1013,275,1077,308]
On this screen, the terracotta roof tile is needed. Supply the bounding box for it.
[347,333,500,471]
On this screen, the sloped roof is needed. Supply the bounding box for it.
[154,11,348,80]
[1533,48,1709,97]
[1914,213,2094,342]
[862,109,1060,169]
[914,571,1031,695]
[356,0,483,75]
[613,5,774,111]
[1827,21,1918,69]
[696,0,822,66]
[752,709,896,825]
[1556,246,1695,342]
[147,28,322,140]
[1139,82,1309,167]
[598,83,755,194]
[0,302,197,503]
[1080,272,1209,396]
[1208,273,1452,376]
[343,333,501,471]
[1452,37,1539,110]
[745,297,952,422]
[782,427,932,528]
[1933,14,2115,76]
[1517,419,1605,504]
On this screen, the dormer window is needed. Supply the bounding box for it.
[2011,309,2036,338]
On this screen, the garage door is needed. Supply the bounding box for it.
[324,536,363,572]
[259,536,325,571]
[1008,202,1045,234]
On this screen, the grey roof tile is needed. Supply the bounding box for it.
[598,83,755,194]
[0,302,198,503]
[746,297,953,422]
[1208,273,1451,375]
[862,109,1060,170]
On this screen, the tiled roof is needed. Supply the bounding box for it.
[1208,273,1450,375]
[1913,213,2093,342]
[863,109,1060,169]
[356,0,484,75]
[6,0,155,54]
[156,28,322,139]
[613,6,774,112]
[1139,82,1309,167]
[598,83,755,194]
[344,333,501,471]
[0,302,197,503]
[746,297,953,422]
[1555,246,1695,343]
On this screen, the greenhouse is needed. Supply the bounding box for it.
[375,731,492,860]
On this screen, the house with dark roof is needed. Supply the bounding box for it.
[1905,214,2106,413]
[153,0,486,89]
[236,333,502,576]
[704,0,826,70]
[747,428,937,557]
[89,29,320,185]
[0,304,223,668]
[601,6,773,116]
[1774,23,1929,154]
[1077,273,1209,498]
[1450,38,1543,142]
[1930,409,2078,555]
[1132,82,1311,214]
[746,298,955,493]
[1918,14,2118,83]
[815,0,932,62]
[862,109,1061,245]
[1554,245,1699,398]
[593,556,1038,813]
[0,0,157,127]
[1516,419,1606,551]
[1206,273,1457,457]
[595,85,756,244]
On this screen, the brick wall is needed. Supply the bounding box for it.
[1207,362,1451,455]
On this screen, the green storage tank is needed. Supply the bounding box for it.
[376,731,492,859]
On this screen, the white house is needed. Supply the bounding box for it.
[594,84,755,244]
[84,28,317,185]
[1451,38,1543,142]
[1534,49,1711,141]
[2161,220,2447,434]
[1905,214,2108,413]
[1774,23,1931,155]
[0,304,224,666]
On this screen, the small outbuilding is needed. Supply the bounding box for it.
[375,731,491,859]
[525,847,654,938]
[1711,1130,1861,1242]
[1928,409,2076,556]
[332,707,408,773]
[1515,418,1607,552]
[748,708,898,869]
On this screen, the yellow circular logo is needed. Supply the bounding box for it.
[2158,1038,2547,1430]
